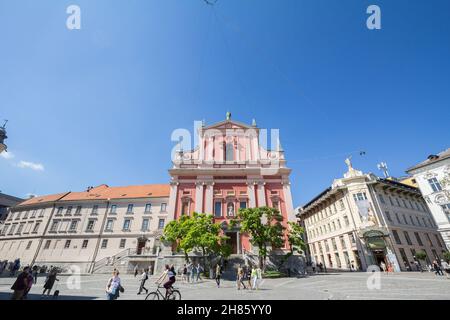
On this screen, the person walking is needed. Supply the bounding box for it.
[32,265,39,284]
[106,270,123,300]
[137,268,149,295]
[440,259,450,279]
[252,266,262,290]
[215,264,222,288]
[22,269,35,299]
[182,264,188,283]
[236,265,246,290]
[379,261,386,273]
[191,263,197,282]
[134,265,139,278]
[41,269,59,298]
[245,266,252,289]
[196,264,202,282]
[432,260,444,276]
[11,266,30,300]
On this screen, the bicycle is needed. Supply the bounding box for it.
[145,285,181,300]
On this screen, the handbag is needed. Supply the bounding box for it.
[119,285,125,293]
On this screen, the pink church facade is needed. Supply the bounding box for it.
[167,116,296,254]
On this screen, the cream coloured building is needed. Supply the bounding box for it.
[0,184,170,274]
[298,160,446,272]
[406,148,450,249]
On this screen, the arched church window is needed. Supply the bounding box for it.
[227,202,235,217]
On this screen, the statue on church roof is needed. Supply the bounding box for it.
[345,156,353,171]
[226,111,231,120]
[0,120,8,154]
[252,118,257,127]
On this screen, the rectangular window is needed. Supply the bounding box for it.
[181,202,189,216]
[425,233,433,246]
[353,192,367,201]
[434,234,443,247]
[119,239,126,249]
[402,214,408,225]
[339,199,345,210]
[44,240,51,249]
[340,236,346,249]
[50,221,59,232]
[92,205,99,214]
[272,201,279,210]
[240,201,247,209]
[32,222,40,233]
[392,230,402,245]
[142,219,149,231]
[110,205,117,214]
[385,211,392,222]
[225,142,234,161]
[101,239,108,249]
[64,240,71,249]
[414,232,423,246]
[123,219,131,231]
[82,240,89,249]
[66,206,72,215]
[332,238,337,250]
[337,219,342,229]
[86,220,95,231]
[30,210,36,218]
[416,216,421,226]
[26,241,32,250]
[8,224,16,235]
[409,216,415,225]
[39,209,45,217]
[16,224,24,234]
[23,211,29,219]
[428,177,442,192]
[422,217,428,227]
[56,207,63,215]
[389,196,394,206]
[161,203,167,212]
[69,220,78,231]
[127,204,134,213]
[75,206,82,215]
[145,204,152,213]
[214,201,222,218]
[379,194,385,204]
[158,219,165,230]
[343,215,350,226]
[349,233,356,244]
[403,231,412,245]
[105,219,114,231]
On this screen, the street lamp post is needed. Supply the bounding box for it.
[0,120,7,154]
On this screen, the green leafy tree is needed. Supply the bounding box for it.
[287,222,306,254]
[232,206,285,269]
[182,212,229,270]
[443,251,450,263]
[162,215,195,262]
[414,250,427,261]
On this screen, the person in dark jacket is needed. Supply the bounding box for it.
[11,266,30,300]
[41,269,59,297]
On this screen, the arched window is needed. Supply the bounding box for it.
[225,143,234,161]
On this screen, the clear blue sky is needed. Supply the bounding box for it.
[0,0,449,206]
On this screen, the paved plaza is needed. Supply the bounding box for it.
[1,271,449,300]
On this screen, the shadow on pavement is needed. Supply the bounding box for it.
[0,292,98,300]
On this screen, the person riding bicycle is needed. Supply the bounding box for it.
[156,264,176,299]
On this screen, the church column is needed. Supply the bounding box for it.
[282,180,295,221]
[204,182,214,214]
[167,181,178,221]
[247,182,256,208]
[195,182,204,213]
[256,182,267,207]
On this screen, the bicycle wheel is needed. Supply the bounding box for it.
[145,292,160,300]
[167,290,181,300]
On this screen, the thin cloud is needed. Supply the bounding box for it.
[0,151,14,160]
[17,161,45,171]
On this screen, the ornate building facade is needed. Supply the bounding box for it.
[298,160,446,272]
[168,115,296,254]
[406,148,450,249]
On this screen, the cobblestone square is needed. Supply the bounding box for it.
[1,271,449,300]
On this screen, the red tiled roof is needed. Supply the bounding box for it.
[16,184,170,207]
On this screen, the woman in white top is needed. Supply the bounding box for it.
[106,270,122,300]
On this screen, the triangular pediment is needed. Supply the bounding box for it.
[203,119,255,131]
